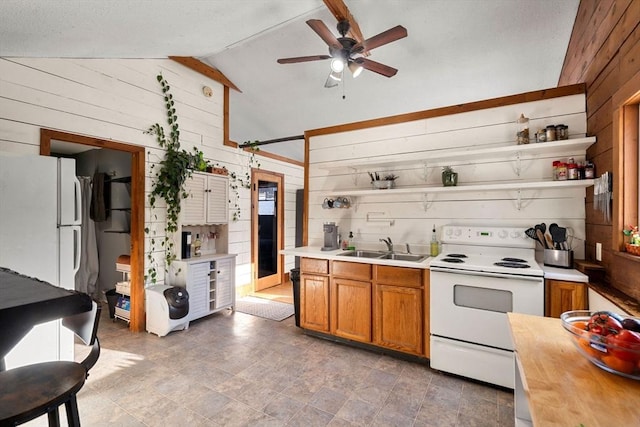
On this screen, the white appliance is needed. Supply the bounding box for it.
[429,225,544,389]
[0,154,82,368]
[146,285,190,337]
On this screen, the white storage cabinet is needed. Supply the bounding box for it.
[181,172,229,224]
[169,254,236,321]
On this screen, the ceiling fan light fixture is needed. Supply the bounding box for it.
[329,70,342,81]
[348,61,363,78]
[330,58,345,73]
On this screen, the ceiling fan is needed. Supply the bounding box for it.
[277,19,407,87]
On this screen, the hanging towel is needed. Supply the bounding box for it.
[90,171,107,222]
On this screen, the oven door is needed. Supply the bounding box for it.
[430,268,543,351]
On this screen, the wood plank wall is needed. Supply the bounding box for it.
[0,58,303,303]
[559,0,640,301]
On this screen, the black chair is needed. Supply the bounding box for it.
[0,301,101,426]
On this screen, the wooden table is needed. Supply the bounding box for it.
[0,268,93,371]
[508,313,640,427]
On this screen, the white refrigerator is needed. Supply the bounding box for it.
[0,154,82,368]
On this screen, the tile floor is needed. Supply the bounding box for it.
[24,305,515,427]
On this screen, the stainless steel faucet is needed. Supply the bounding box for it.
[406,243,411,254]
[380,237,393,252]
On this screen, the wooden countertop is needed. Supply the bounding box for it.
[508,313,640,427]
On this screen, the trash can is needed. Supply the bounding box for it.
[105,289,118,319]
[290,268,301,327]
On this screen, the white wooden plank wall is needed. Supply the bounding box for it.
[308,94,589,259]
[0,58,303,290]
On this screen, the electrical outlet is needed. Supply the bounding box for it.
[596,242,602,261]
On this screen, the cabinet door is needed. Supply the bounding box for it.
[374,284,423,355]
[206,175,229,224]
[330,278,371,343]
[188,261,210,320]
[214,257,235,310]
[181,173,207,224]
[545,279,587,318]
[300,274,330,332]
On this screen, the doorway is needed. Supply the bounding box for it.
[40,129,146,332]
[251,169,284,291]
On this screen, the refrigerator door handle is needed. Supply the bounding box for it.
[74,176,82,224]
[73,225,81,276]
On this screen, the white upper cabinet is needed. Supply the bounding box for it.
[181,172,229,225]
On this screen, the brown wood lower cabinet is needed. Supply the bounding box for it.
[300,258,330,332]
[331,277,372,342]
[545,279,587,318]
[299,257,430,359]
[374,284,422,355]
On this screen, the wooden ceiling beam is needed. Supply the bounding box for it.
[170,56,241,93]
[323,0,368,56]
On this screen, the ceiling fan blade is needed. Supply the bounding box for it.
[356,58,398,77]
[352,25,408,54]
[307,19,341,50]
[277,55,331,64]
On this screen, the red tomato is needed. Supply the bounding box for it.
[608,329,640,362]
[589,312,623,336]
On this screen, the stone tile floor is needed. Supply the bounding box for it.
[23,308,515,426]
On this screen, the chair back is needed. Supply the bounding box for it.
[62,300,101,372]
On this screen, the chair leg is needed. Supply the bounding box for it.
[65,395,81,427]
[47,407,61,427]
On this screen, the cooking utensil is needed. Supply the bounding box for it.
[525,227,543,247]
[535,223,548,249]
[550,224,567,250]
[545,233,554,249]
[549,223,560,249]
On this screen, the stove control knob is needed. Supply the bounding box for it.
[454,229,462,236]
[446,228,453,236]
[510,231,521,238]
[498,230,508,239]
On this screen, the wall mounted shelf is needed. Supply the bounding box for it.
[317,137,596,173]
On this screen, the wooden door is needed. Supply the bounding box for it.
[251,169,284,291]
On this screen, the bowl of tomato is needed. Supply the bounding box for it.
[561,310,640,380]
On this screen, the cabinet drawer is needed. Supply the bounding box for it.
[332,261,371,281]
[375,265,423,288]
[301,258,329,275]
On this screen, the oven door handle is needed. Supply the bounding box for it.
[430,267,543,282]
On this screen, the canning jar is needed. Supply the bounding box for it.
[552,161,560,180]
[516,113,530,145]
[585,161,595,179]
[546,125,557,142]
[557,162,568,180]
[555,124,568,140]
[567,160,578,180]
[537,129,547,143]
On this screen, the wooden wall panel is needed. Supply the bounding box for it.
[560,0,640,302]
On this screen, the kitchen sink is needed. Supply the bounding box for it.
[338,250,386,259]
[337,251,428,263]
[380,253,428,262]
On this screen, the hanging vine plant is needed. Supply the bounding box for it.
[229,141,261,221]
[144,74,203,283]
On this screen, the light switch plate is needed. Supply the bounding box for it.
[596,242,602,261]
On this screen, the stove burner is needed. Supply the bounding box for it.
[446,254,468,258]
[494,262,530,269]
[442,258,465,263]
[502,257,526,263]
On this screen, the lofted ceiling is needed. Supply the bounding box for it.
[0,0,580,162]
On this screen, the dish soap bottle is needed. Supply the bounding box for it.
[347,231,355,250]
[430,225,439,256]
[194,233,202,257]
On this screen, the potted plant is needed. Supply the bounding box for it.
[442,166,458,187]
[623,225,640,255]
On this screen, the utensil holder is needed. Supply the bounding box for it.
[544,249,573,269]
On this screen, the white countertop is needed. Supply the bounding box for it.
[280,246,432,269]
[542,265,588,282]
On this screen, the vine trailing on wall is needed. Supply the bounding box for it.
[144,74,204,283]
